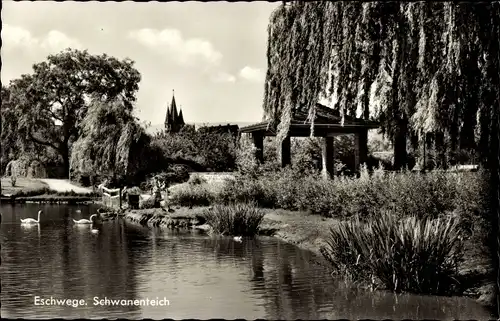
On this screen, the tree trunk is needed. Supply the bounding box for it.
[393,119,408,170]
[61,145,70,179]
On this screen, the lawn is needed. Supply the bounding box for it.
[1,177,49,196]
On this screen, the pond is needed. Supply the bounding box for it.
[0,204,494,320]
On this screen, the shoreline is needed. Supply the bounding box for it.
[121,206,495,308]
[0,195,101,204]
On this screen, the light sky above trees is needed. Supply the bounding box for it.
[1,1,279,127]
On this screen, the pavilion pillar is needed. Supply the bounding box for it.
[322,136,335,180]
[354,129,368,174]
[252,133,264,164]
[281,136,291,168]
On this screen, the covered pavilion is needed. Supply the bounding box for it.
[239,103,380,179]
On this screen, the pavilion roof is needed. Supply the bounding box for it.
[240,103,379,136]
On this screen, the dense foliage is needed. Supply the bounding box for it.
[70,97,159,186]
[169,168,487,234]
[152,126,238,172]
[2,49,141,177]
[264,2,500,170]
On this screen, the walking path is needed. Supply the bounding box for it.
[38,179,93,194]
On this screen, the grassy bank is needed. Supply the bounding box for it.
[0,195,99,204]
[263,209,493,305]
[124,207,208,228]
[1,177,49,196]
[1,177,101,201]
[163,167,493,304]
[120,204,493,305]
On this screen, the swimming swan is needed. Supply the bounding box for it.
[233,236,242,242]
[21,210,42,224]
[73,214,97,224]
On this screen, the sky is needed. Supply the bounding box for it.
[1,1,279,128]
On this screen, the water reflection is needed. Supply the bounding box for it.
[1,204,494,320]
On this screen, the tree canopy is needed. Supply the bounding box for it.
[7,49,141,176]
[264,2,500,169]
[70,96,151,184]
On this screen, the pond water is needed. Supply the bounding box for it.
[0,204,494,320]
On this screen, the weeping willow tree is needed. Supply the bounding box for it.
[265,1,500,314]
[264,1,500,170]
[70,96,152,185]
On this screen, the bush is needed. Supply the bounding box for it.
[10,175,16,187]
[217,174,277,208]
[169,164,483,238]
[188,173,208,185]
[126,186,142,195]
[321,212,463,295]
[162,164,190,185]
[235,134,260,177]
[203,202,265,236]
[152,128,237,172]
[140,196,157,209]
[453,170,489,238]
[169,183,217,207]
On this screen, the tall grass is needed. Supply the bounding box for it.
[168,167,486,235]
[203,202,265,236]
[169,183,217,207]
[321,212,463,294]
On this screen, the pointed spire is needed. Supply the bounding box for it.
[171,90,179,122]
[178,107,185,125]
[165,101,172,127]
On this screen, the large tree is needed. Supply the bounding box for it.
[264,1,500,315]
[70,96,152,185]
[11,49,141,177]
[264,2,500,169]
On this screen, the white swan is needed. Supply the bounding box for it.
[233,236,242,242]
[73,214,97,224]
[21,210,42,224]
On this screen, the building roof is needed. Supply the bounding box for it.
[240,103,379,137]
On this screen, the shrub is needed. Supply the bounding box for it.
[453,170,489,238]
[126,186,142,195]
[10,175,16,187]
[140,196,157,209]
[235,134,260,177]
[203,202,265,236]
[169,183,216,207]
[152,127,237,172]
[162,164,190,185]
[188,173,208,185]
[382,171,457,220]
[217,174,277,208]
[321,212,463,295]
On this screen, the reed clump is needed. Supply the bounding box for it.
[203,202,265,236]
[321,212,463,295]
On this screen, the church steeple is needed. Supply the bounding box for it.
[171,89,179,121]
[164,89,185,133]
